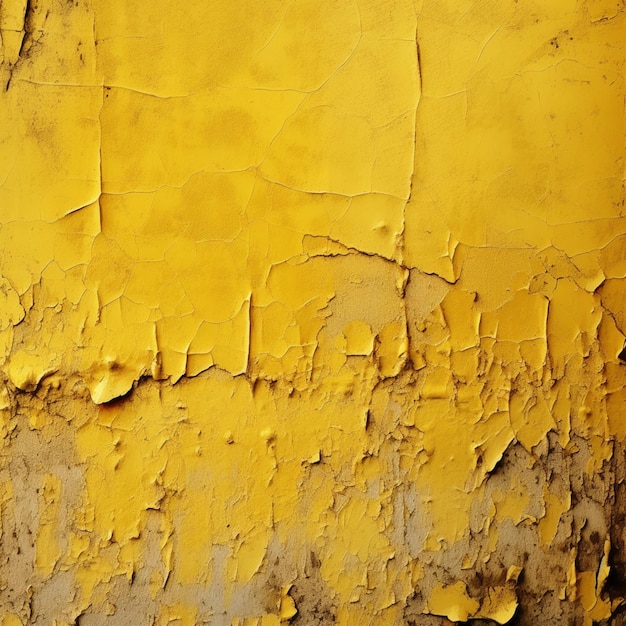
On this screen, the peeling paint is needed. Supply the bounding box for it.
[0,0,625,624]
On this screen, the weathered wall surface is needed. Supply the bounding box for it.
[0,0,625,624]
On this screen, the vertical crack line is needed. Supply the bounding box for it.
[97,85,103,234]
[16,0,32,60]
[399,22,422,268]
[92,12,103,233]
[245,292,253,378]
[5,0,33,90]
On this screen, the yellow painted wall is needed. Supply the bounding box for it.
[0,0,625,624]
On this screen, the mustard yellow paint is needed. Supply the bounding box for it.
[279,585,298,622]
[426,581,480,622]
[156,603,197,626]
[0,0,624,623]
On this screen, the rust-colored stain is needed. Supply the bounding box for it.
[0,0,625,624]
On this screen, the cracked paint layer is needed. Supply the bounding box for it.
[0,0,625,624]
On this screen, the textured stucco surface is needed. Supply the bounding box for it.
[0,0,625,624]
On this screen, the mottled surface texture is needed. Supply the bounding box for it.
[0,0,625,624]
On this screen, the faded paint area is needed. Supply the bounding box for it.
[0,0,625,624]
